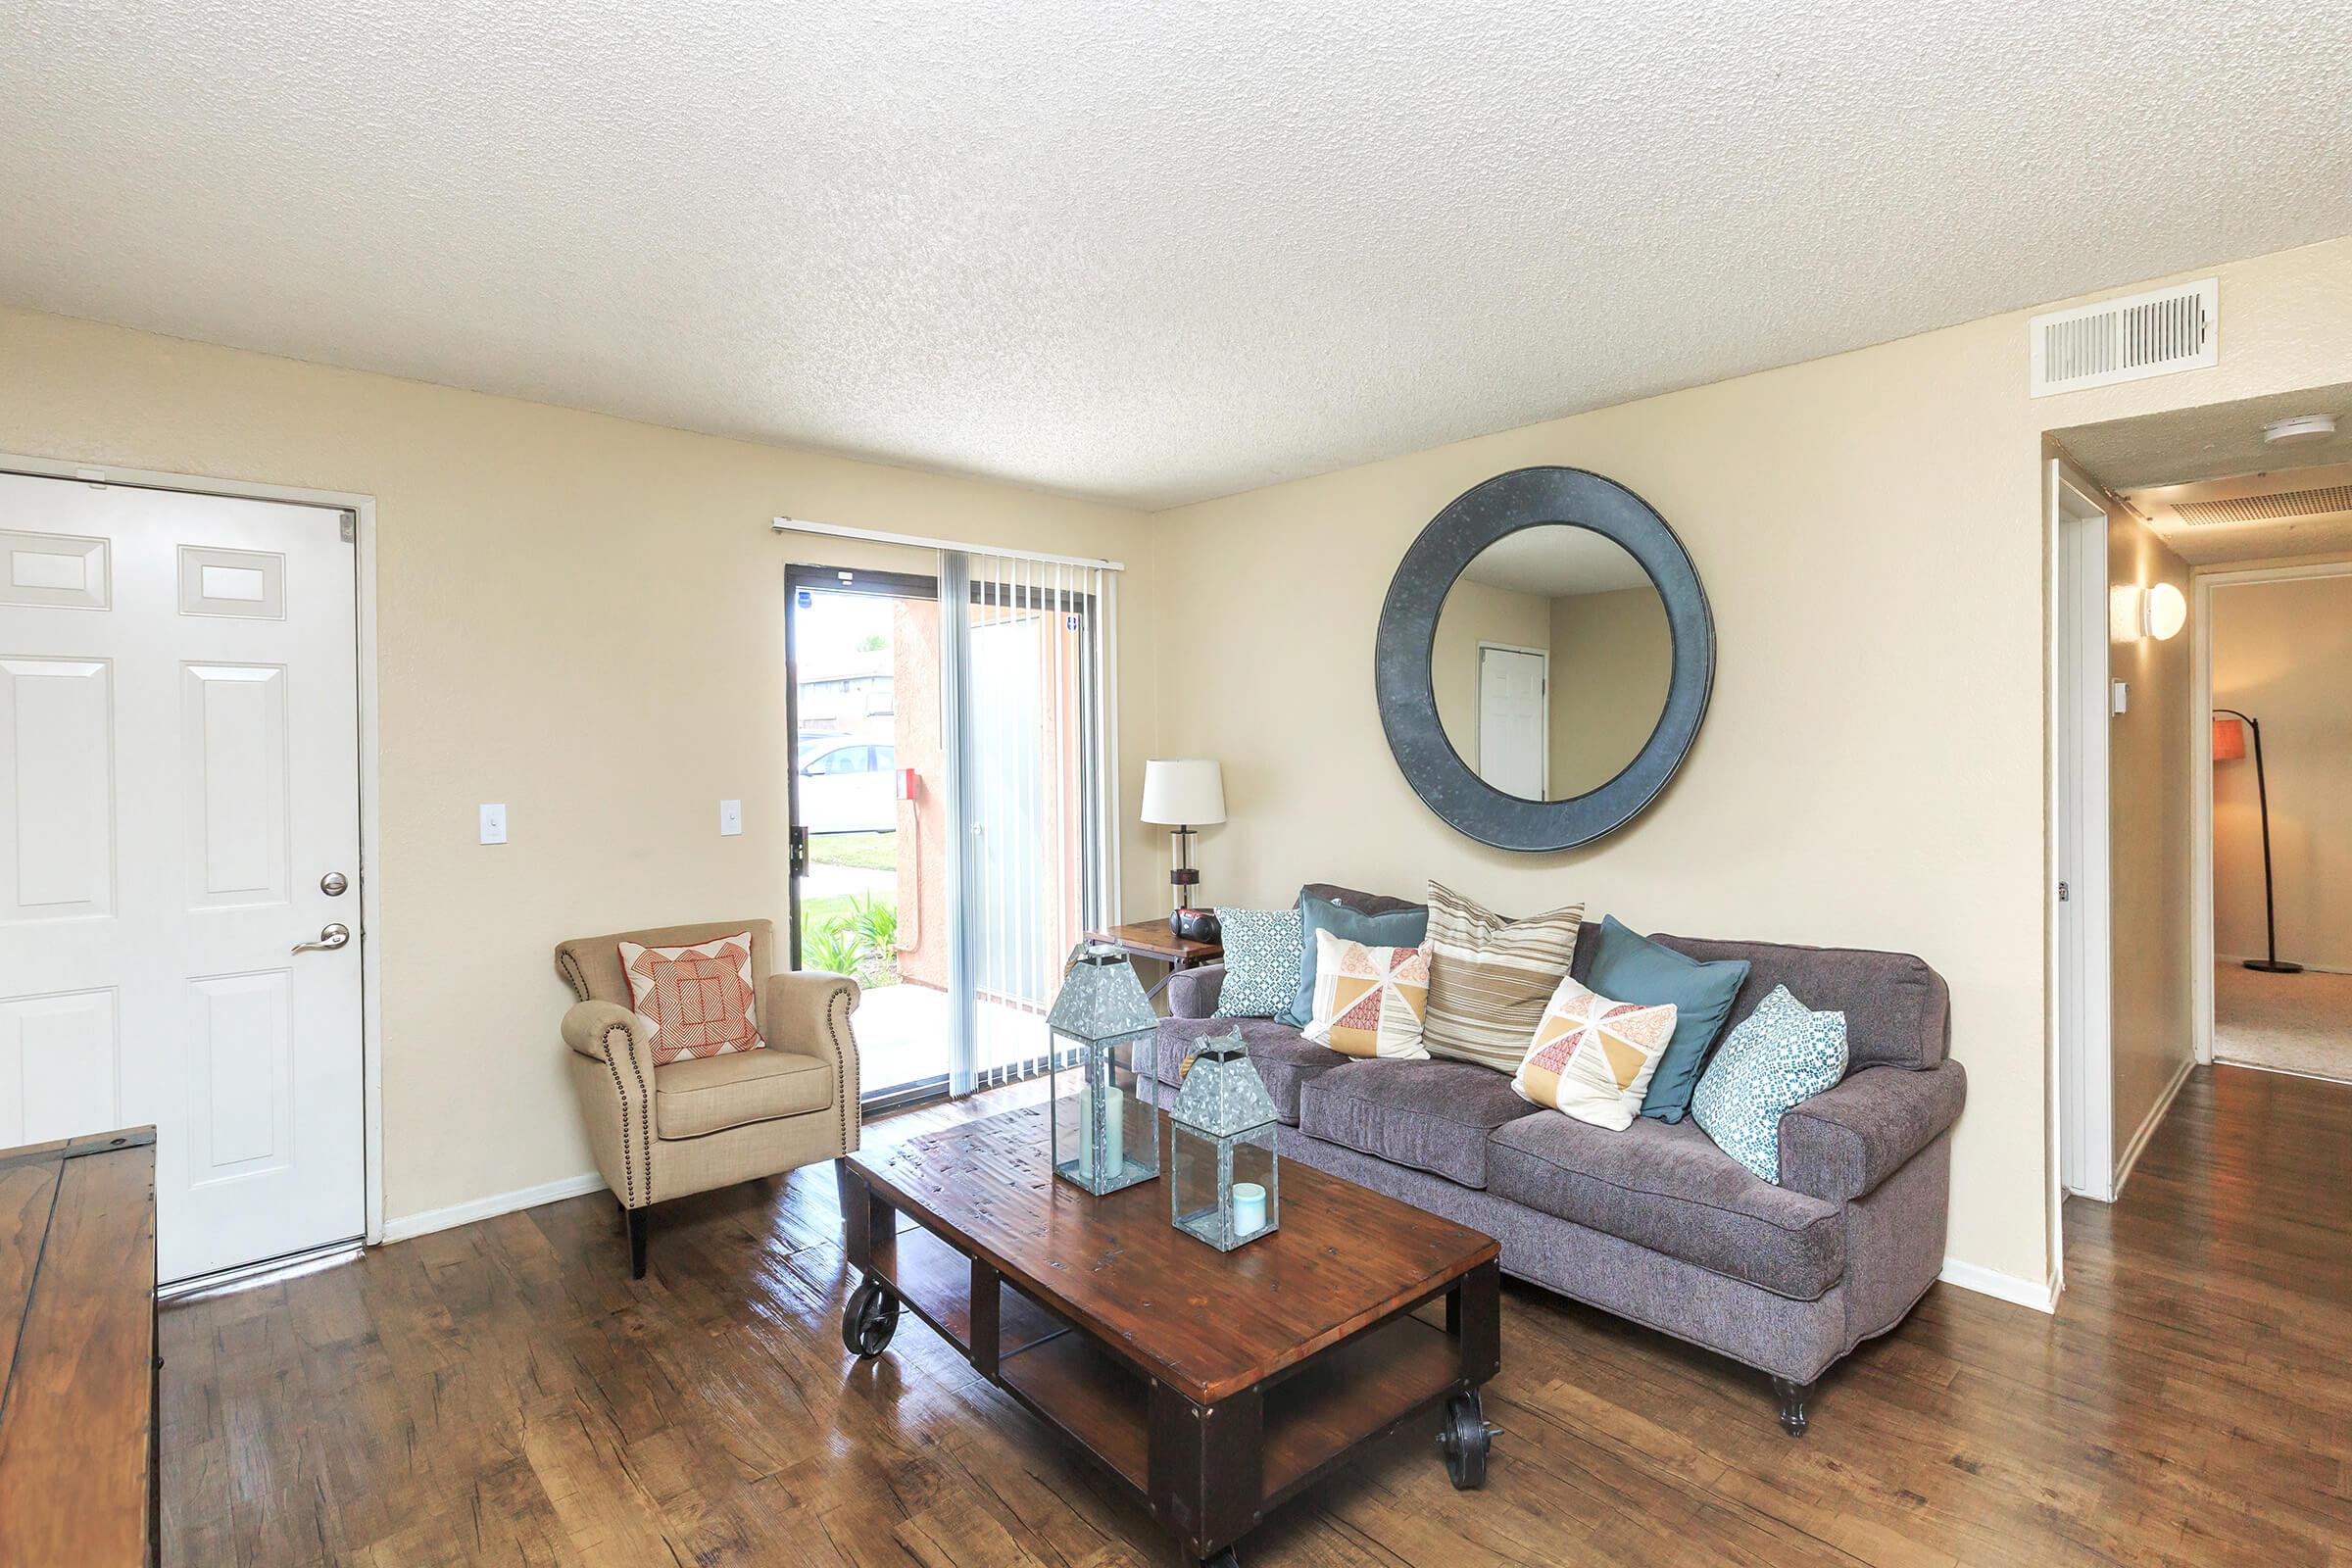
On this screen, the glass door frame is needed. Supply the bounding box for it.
[784,562,944,1110]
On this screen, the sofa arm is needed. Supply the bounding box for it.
[766,970,863,1140]
[1780,1060,1967,1204]
[561,1000,658,1207]
[1167,962,1226,1020]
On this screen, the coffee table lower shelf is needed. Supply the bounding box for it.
[844,1197,1499,1564]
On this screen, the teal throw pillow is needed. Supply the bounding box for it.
[1211,906,1304,1020]
[1283,891,1429,1027]
[1690,986,1849,1184]
[1583,915,1750,1123]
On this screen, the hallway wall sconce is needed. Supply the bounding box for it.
[2140,581,2186,641]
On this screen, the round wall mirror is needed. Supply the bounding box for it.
[1375,467,1713,851]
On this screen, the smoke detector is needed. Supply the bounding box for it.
[2264,414,2338,443]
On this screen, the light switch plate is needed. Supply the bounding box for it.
[2111,680,2130,716]
[479,803,508,844]
[718,799,743,837]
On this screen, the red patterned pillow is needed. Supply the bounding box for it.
[618,932,765,1066]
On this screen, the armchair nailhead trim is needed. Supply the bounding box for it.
[827,988,857,1153]
[601,1021,649,1207]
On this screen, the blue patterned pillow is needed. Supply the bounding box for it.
[1690,985,1848,1184]
[1211,906,1304,1020]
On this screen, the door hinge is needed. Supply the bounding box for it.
[789,825,808,879]
[339,511,357,543]
[2058,881,2071,903]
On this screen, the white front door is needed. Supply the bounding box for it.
[1478,645,1547,799]
[0,473,364,1282]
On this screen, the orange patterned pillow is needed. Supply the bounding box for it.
[1512,975,1677,1131]
[1301,930,1431,1059]
[618,932,765,1066]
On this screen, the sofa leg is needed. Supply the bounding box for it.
[1772,1377,1810,1437]
[627,1207,649,1280]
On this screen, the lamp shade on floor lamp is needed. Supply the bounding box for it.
[2212,715,2246,761]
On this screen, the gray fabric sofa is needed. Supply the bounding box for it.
[1139,896,1964,1435]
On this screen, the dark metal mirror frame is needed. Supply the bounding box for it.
[1374,466,1714,852]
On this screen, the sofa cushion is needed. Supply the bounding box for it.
[1581,915,1750,1124]
[1486,1111,1844,1299]
[1286,887,1431,1026]
[1298,1058,1541,1189]
[1647,933,1949,1070]
[1148,1017,1347,1125]
[656,1049,832,1139]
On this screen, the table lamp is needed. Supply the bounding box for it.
[1141,760,1225,940]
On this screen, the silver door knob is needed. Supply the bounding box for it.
[320,871,349,896]
[292,922,351,955]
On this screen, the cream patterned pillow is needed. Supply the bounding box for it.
[1420,882,1584,1072]
[1301,929,1430,1059]
[1512,975,1678,1131]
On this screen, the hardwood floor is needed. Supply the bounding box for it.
[160,1066,2351,1566]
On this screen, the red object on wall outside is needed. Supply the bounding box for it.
[896,767,918,801]
[2213,716,2247,762]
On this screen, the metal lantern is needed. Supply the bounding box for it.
[1046,940,1160,1196]
[1167,1027,1280,1250]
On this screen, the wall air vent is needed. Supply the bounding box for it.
[2170,483,2352,526]
[2029,278,2218,397]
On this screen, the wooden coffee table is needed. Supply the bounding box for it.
[841,1104,1501,1566]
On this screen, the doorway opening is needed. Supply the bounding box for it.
[2048,381,2352,1229]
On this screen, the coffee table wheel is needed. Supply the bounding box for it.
[1438,1389,1497,1490]
[842,1277,901,1357]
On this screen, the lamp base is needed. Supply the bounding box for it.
[2242,958,2305,974]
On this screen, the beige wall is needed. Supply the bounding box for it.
[0,305,1162,1227]
[1549,587,1672,798]
[11,234,2352,1289]
[2105,510,2196,1168]
[1433,578,1550,769]
[1147,237,2352,1292]
[2212,571,2352,973]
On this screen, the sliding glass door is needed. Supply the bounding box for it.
[786,553,1116,1107]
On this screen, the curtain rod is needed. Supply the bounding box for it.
[772,515,1125,572]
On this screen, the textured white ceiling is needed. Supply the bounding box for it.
[4,3,2351,509]
[1458,525,1650,597]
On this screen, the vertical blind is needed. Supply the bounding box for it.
[942,551,1118,1094]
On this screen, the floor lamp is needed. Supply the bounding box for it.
[2213,709,2302,974]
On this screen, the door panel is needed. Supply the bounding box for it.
[1478,646,1546,799]
[0,473,363,1281]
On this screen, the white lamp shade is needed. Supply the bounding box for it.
[1142,760,1226,825]
[2142,581,2187,641]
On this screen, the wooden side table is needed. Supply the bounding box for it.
[1087,919,1223,1001]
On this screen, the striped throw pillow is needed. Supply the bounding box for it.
[1420,882,1584,1072]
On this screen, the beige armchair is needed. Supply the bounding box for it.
[555,918,860,1277]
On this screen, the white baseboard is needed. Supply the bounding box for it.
[2111,1054,2194,1201]
[1937,1257,2059,1314]
[380,1171,607,1245]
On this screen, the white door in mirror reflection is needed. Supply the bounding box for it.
[1433,523,1673,804]
[1478,645,1547,799]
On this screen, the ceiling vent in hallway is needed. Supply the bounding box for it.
[2030,279,2218,396]
[2120,462,2352,528]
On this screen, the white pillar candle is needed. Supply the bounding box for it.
[1078,1084,1124,1177]
[1232,1181,1267,1236]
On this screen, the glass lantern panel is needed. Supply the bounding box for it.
[1051,1032,1157,1196]
[1171,1122,1279,1251]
